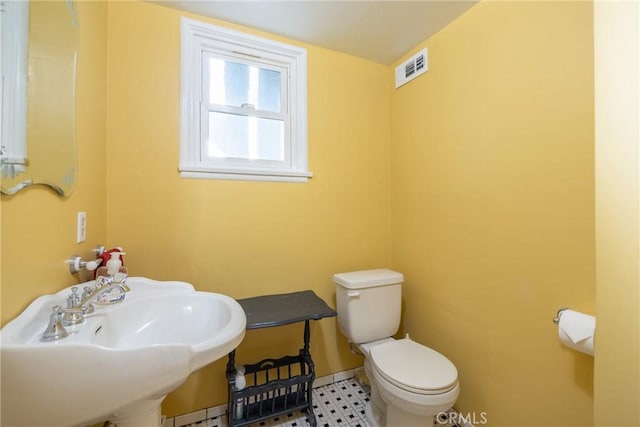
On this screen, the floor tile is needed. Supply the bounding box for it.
[172,378,463,427]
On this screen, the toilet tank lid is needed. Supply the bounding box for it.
[333,269,404,289]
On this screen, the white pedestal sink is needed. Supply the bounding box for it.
[0,277,246,427]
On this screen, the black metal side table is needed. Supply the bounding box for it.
[226,290,336,427]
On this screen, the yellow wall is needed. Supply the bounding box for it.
[593,1,640,425]
[389,2,595,426]
[1,1,108,325]
[105,1,390,416]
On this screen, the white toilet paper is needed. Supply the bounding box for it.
[558,309,595,356]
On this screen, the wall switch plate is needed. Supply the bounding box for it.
[77,212,87,243]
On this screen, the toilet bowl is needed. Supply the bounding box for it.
[360,337,459,427]
[333,269,460,427]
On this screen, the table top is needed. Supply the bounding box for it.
[237,290,337,330]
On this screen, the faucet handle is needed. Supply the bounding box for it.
[82,286,90,299]
[67,286,81,308]
[41,306,69,342]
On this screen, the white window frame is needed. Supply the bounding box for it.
[180,17,312,183]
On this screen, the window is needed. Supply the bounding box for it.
[180,18,311,182]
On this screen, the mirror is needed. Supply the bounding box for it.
[1,0,78,196]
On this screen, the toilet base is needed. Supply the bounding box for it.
[364,402,382,427]
[366,400,436,427]
[386,404,435,427]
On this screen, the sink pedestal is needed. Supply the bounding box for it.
[110,397,164,427]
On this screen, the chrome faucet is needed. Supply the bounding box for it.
[74,283,127,311]
[41,283,128,341]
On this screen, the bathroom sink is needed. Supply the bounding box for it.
[0,277,246,427]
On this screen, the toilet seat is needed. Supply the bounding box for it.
[370,338,458,395]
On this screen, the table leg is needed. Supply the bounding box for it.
[226,350,237,427]
[302,320,317,426]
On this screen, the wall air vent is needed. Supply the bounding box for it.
[395,48,428,89]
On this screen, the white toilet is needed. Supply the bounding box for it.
[334,269,459,427]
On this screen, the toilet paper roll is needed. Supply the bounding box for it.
[558,309,595,356]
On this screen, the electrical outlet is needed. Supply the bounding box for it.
[77,211,87,243]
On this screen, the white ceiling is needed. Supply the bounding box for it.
[152,1,478,65]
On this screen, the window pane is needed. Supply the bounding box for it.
[207,111,284,161]
[208,57,281,113]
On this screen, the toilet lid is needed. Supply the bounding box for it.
[370,338,458,394]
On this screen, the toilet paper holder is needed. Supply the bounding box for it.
[552,307,569,325]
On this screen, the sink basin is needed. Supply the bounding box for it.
[0,277,246,427]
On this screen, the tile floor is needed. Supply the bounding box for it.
[172,378,461,427]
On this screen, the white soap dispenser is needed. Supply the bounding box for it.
[106,251,123,274]
[96,251,129,290]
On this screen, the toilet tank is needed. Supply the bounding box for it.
[333,269,404,344]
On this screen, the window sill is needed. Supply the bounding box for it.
[179,165,313,183]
